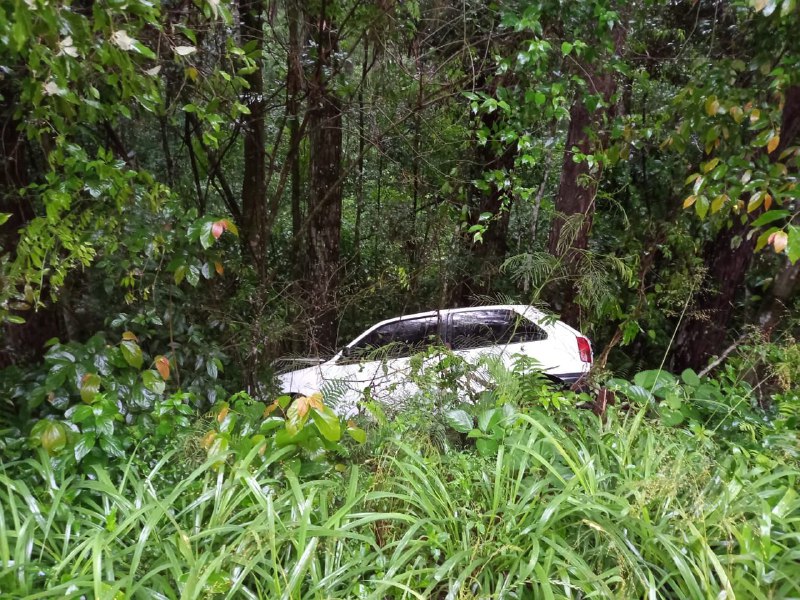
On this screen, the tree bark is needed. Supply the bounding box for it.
[547,25,625,326]
[287,0,305,276]
[671,85,800,371]
[306,1,343,353]
[0,92,62,367]
[449,76,516,305]
[240,0,268,275]
[757,259,800,338]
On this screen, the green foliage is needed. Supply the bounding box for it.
[1,367,798,598]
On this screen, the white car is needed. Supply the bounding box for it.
[277,305,592,416]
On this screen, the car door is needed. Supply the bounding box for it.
[446,309,552,388]
[320,314,443,412]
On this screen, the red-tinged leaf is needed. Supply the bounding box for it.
[214,261,224,275]
[122,331,138,341]
[771,231,788,253]
[763,193,773,211]
[155,355,170,380]
[211,221,224,240]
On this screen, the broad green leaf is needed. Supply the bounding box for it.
[142,370,165,394]
[477,408,501,433]
[311,406,341,442]
[787,225,800,263]
[74,433,96,461]
[476,437,499,455]
[751,209,789,227]
[445,409,473,433]
[346,426,366,444]
[121,340,144,369]
[681,368,701,387]
[100,436,125,458]
[634,369,677,396]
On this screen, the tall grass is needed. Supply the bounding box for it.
[2,405,799,599]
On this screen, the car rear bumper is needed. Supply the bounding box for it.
[548,372,587,385]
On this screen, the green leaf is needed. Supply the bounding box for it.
[477,408,501,433]
[174,264,187,285]
[200,221,215,249]
[634,370,677,396]
[0,213,11,225]
[120,340,144,369]
[476,437,499,455]
[74,433,96,461]
[311,406,342,442]
[561,41,573,55]
[346,426,366,444]
[100,435,125,458]
[786,225,800,264]
[142,370,165,394]
[445,409,473,433]
[751,210,790,227]
[695,195,710,220]
[286,401,309,436]
[681,368,701,387]
[68,404,94,424]
[659,407,684,427]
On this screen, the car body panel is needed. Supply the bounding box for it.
[277,305,591,416]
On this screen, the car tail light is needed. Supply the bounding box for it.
[577,336,592,363]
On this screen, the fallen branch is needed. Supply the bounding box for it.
[698,333,749,378]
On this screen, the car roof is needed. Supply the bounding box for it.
[362,305,548,333]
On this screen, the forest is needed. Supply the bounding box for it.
[1,0,799,598]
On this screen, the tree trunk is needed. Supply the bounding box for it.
[672,85,800,371]
[354,38,368,267]
[449,76,516,305]
[0,92,63,367]
[240,0,267,275]
[287,0,304,276]
[306,1,343,353]
[758,259,800,338]
[547,26,625,326]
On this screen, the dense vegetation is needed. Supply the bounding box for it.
[2,364,800,598]
[1,0,799,597]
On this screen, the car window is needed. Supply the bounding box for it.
[345,316,441,360]
[449,310,547,350]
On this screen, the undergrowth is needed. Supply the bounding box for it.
[1,358,799,599]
